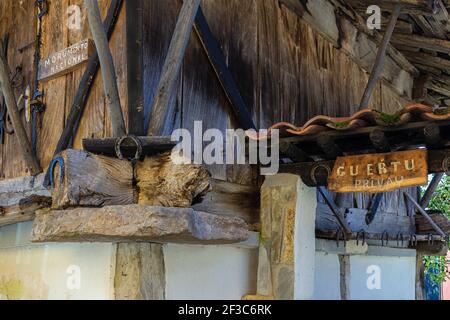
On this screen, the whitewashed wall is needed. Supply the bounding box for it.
[164,244,258,300]
[314,240,416,300]
[0,222,116,300]
[0,222,258,300]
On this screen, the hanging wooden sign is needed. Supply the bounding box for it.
[328,149,428,193]
[38,39,94,81]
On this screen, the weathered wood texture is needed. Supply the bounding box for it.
[0,0,128,179]
[114,243,166,300]
[1,0,412,188]
[135,152,211,208]
[31,205,249,244]
[50,149,134,209]
[0,174,51,227]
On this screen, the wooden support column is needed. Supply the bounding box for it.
[246,174,317,300]
[114,243,166,300]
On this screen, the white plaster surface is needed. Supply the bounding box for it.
[0,222,116,300]
[313,251,341,300]
[164,244,258,300]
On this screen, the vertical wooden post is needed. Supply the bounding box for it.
[147,0,201,136]
[0,53,41,175]
[126,0,144,135]
[85,0,126,137]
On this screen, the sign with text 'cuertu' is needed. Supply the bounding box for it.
[328,149,428,193]
[38,39,93,81]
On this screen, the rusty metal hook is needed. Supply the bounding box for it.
[381,231,389,247]
[409,234,418,247]
[356,229,366,246]
[396,232,404,247]
[442,156,450,176]
[428,234,435,246]
[336,229,347,248]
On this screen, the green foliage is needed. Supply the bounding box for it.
[422,175,450,285]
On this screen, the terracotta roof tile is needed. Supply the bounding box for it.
[246,104,450,140]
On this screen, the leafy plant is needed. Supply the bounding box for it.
[422,175,450,285]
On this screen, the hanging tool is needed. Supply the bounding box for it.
[28,0,48,155]
[365,193,384,225]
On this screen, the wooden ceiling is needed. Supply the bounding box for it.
[346,0,450,106]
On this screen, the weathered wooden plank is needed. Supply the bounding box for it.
[193,7,256,130]
[328,150,428,193]
[404,51,450,70]
[346,0,439,15]
[85,0,126,137]
[114,243,165,300]
[147,0,201,136]
[56,0,124,154]
[50,149,134,210]
[38,39,94,82]
[31,205,249,244]
[126,0,144,136]
[281,148,450,187]
[0,174,51,227]
[392,33,450,54]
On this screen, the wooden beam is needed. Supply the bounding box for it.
[404,192,448,238]
[360,4,402,109]
[147,0,201,136]
[420,173,444,208]
[30,205,249,244]
[193,7,256,130]
[0,52,41,175]
[126,0,144,136]
[279,0,417,100]
[369,129,391,152]
[392,33,450,54]
[82,136,176,158]
[50,0,123,163]
[114,243,166,300]
[85,0,126,137]
[346,0,439,15]
[404,51,450,70]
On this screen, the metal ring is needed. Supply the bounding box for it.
[115,135,143,161]
[310,163,331,185]
[49,156,65,188]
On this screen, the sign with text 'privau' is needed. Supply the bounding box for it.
[328,149,428,193]
[38,39,93,81]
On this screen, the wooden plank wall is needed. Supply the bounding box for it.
[0,0,127,180]
[142,0,411,186]
[0,0,411,190]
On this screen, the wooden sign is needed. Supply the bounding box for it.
[38,39,93,81]
[328,150,428,193]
